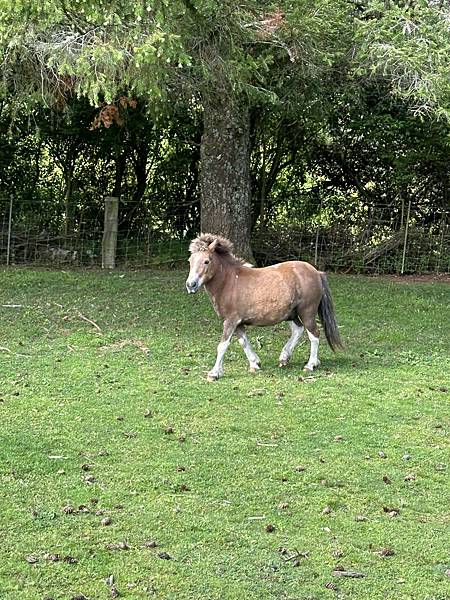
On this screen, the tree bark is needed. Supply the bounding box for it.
[200,97,254,261]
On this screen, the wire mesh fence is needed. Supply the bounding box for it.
[0,196,448,274]
[0,195,190,269]
[253,205,449,274]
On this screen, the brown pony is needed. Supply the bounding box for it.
[186,233,342,381]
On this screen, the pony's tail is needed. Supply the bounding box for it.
[318,273,343,352]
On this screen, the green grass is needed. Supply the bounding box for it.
[0,268,449,600]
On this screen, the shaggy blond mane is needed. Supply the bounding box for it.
[189,233,246,265]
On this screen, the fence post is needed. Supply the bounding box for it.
[400,199,411,275]
[102,196,119,269]
[314,198,322,267]
[6,195,13,267]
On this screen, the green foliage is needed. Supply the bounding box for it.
[0,0,352,111]
[0,97,202,240]
[1,0,449,263]
[0,1,189,109]
[250,77,449,239]
[354,1,450,119]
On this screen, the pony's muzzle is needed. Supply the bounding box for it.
[186,279,200,294]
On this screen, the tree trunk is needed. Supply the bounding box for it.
[63,145,78,237]
[132,148,148,205]
[63,166,74,237]
[200,97,254,262]
[112,151,127,198]
[113,151,129,234]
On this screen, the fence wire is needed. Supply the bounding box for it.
[0,197,448,274]
[253,207,449,274]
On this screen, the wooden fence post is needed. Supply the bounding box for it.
[6,195,13,267]
[102,196,119,269]
[400,199,411,275]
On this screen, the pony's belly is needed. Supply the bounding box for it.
[242,304,296,326]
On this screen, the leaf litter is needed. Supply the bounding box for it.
[100,339,150,356]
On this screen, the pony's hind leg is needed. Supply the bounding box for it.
[304,328,320,371]
[298,311,321,372]
[235,326,261,372]
[279,320,304,367]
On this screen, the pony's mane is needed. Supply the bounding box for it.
[189,233,247,266]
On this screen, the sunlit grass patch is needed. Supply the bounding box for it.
[0,268,449,600]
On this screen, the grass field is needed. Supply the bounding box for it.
[0,267,449,600]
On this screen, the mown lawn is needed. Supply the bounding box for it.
[0,267,449,600]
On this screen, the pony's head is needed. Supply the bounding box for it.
[186,234,234,293]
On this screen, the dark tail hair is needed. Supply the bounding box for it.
[318,273,343,352]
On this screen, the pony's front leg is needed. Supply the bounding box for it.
[235,326,261,372]
[207,320,238,381]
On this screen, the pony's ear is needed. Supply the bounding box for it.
[208,239,219,252]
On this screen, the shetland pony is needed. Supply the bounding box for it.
[186,234,342,380]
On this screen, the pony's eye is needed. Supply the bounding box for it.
[204,260,210,265]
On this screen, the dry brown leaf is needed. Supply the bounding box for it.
[25,555,38,564]
[106,541,130,551]
[378,547,395,557]
[332,569,366,578]
[44,553,60,562]
[63,555,77,564]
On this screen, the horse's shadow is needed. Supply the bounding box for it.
[223,346,392,382]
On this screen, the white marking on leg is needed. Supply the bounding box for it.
[279,321,304,366]
[237,330,260,371]
[207,320,240,380]
[208,337,232,379]
[304,329,320,371]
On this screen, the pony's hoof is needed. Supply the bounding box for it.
[207,372,220,381]
[249,365,260,373]
[279,353,289,368]
[303,360,320,372]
